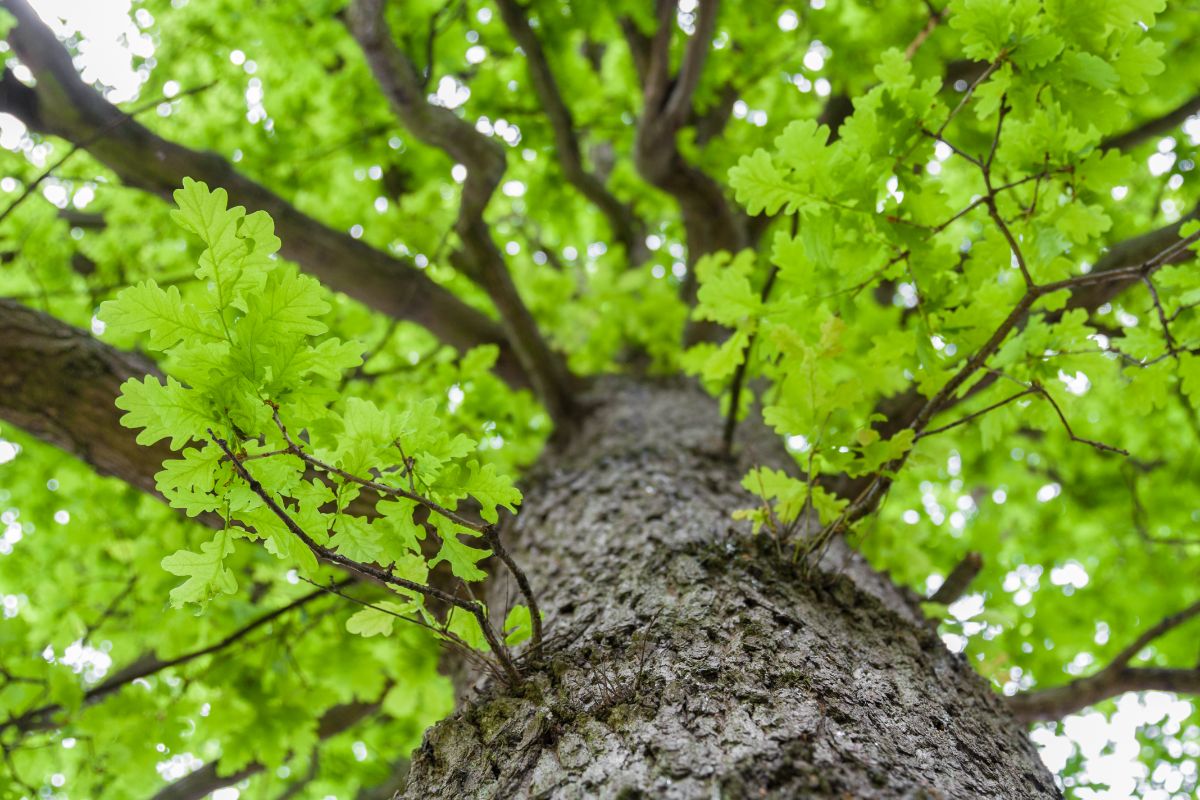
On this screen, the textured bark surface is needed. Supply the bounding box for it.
[0,298,169,496]
[402,379,1058,799]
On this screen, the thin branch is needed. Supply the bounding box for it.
[918,388,1036,439]
[492,0,647,263]
[1110,599,1200,671]
[0,581,344,734]
[937,56,1005,139]
[345,0,576,426]
[266,403,485,533]
[297,576,504,682]
[482,526,543,650]
[1141,274,1178,357]
[1030,380,1129,456]
[722,262,779,453]
[815,229,1199,549]
[904,2,944,60]
[209,429,522,684]
[0,0,525,386]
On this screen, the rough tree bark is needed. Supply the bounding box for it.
[403,379,1058,799]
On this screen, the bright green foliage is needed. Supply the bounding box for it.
[100,179,523,624]
[1,0,1199,797]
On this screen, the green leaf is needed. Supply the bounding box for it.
[694,250,761,327]
[161,530,238,607]
[346,601,413,638]
[463,461,521,524]
[115,375,213,450]
[503,604,536,646]
[429,516,490,581]
[100,280,223,350]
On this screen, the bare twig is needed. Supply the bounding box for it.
[918,388,1036,439]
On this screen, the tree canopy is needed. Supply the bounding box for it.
[0,0,1199,797]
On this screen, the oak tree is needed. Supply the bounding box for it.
[1,0,1199,797]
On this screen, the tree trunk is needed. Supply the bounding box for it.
[401,379,1058,799]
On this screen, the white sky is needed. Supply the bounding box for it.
[6,2,1198,798]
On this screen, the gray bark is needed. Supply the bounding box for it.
[402,379,1058,799]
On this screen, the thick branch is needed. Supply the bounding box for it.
[623,0,748,338]
[1101,93,1200,152]
[493,0,647,264]
[0,0,527,388]
[1066,204,1200,314]
[1008,598,1200,722]
[0,298,176,499]
[1008,667,1200,722]
[346,0,575,427]
[0,299,375,524]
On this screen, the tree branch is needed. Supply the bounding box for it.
[492,0,648,264]
[1101,92,1200,152]
[0,0,528,388]
[209,429,522,684]
[928,552,983,605]
[345,0,576,427]
[0,582,345,734]
[0,299,372,525]
[1065,203,1200,314]
[1007,599,1200,722]
[817,228,1200,546]
[622,1,748,339]
[846,206,1200,478]
[1109,599,1200,671]
[0,298,180,500]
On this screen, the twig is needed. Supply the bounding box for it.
[904,2,943,60]
[297,576,503,682]
[482,526,543,651]
[0,579,343,734]
[1030,381,1128,456]
[266,403,487,533]
[722,262,779,454]
[209,429,522,684]
[917,388,1036,439]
